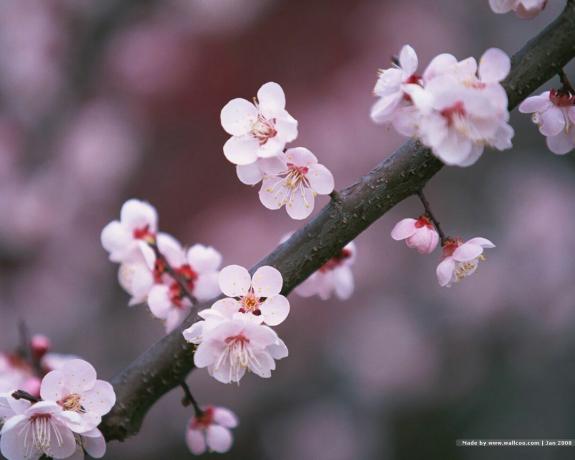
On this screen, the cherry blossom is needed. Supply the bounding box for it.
[40,359,116,432]
[518,89,575,155]
[214,265,290,326]
[391,216,439,254]
[100,199,158,263]
[295,242,356,300]
[0,400,82,460]
[489,0,547,18]
[117,260,154,306]
[371,45,422,124]
[415,48,513,166]
[186,406,238,455]
[221,82,298,165]
[191,315,288,384]
[436,237,495,287]
[147,234,222,333]
[259,147,334,220]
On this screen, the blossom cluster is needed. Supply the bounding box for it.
[392,216,495,287]
[220,82,335,219]
[0,354,115,460]
[489,0,547,18]
[371,45,514,167]
[101,199,223,333]
[182,265,289,384]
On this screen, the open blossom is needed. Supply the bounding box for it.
[100,199,157,263]
[391,216,439,254]
[436,237,495,287]
[518,90,575,155]
[416,48,513,166]
[259,147,334,220]
[191,315,288,384]
[296,242,356,300]
[40,359,116,432]
[489,0,547,18]
[186,406,238,455]
[213,265,290,326]
[371,45,422,124]
[220,82,298,165]
[0,400,82,460]
[148,234,222,333]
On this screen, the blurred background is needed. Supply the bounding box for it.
[1,0,575,459]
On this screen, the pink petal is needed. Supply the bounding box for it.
[275,115,298,142]
[453,242,484,262]
[434,132,474,167]
[218,265,251,297]
[285,186,315,220]
[436,258,455,287]
[370,91,402,123]
[186,244,222,273]
[568,106,575,124]
[466,237,495,248]
[423,53,457,82]
[547,131,575,155]
[120,199,157,232]
[518,92,551,113]
[147,285,172,319]
[399,44,418,75]
[45,420,77,458]
[252,266,283,297]
[257,82,286,114]
[391,218,417,240]
[259,177,288,210]
[478,48,510,83]
[213,407,238,428]
[60,359,98,393]
[220,98,257,136]
[236,162,263,185]
[100,221,131,258]
[194,273,221,301]
[186,428,207,455]
[333,266,354,300]
[82,429,106,458]
[256,136,284,158]
[260,295,290,326]
[539,107,566,136]
[194,340,223,368]
[40,370,66,403]
[157,233,186,267]
[211,298,241,317]
[284,147,317,166]
[206,425,233,453]
[307,164,335,195]
[81,381,116,416]
[489,0,515,13]
[223,136,259,165]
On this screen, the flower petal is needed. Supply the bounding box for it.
[213,407,238,428]
[206,425,233,453]
[186,244,222,273]
[251,266,283,297]
[260,295,290,326]
[285,186,315,220]
[223,136,259,165]
[81,380,116,416]
[236,162,263,185]
[257,82,286,114]
[436,257,455,287]
[399,44,418,75]
[186,428,207,455]
[391,218,417,240]
[478,48,510,83]
[120,199,157,232]
[453,242,484,262]
[218,265,251,297]
[307,164,334,195]
[220,98,257,136]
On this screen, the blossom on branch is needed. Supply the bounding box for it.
[221,82,298,165]
[186,406,238,455]
[518,89,575,154]
[391,216,439,254]
[100,199,157,263]
[295,242,356,300]
[436,237,495,287]
[259,147,334,220]
[489,0,547,18]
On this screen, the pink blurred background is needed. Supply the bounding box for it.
[1,0,575,459]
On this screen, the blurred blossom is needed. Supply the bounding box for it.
[0,0,65,121]
[108,21,194,99]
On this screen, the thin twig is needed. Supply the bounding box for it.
[558,68,574,94]
[180,382,204,417]
[12,390,40,403]
[149,243,198,306]
[416,190,447,245]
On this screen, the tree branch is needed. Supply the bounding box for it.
[100,0,575,442]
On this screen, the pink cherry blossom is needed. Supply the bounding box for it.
[186,406,238,455]
[30,335,51,361]
[295,242,356,300]
[40,359,116,433]
[189,313,288,384]
[0,400,82,460]
[0,353,34,393]
[221,82,298,165]
[371,45,422,124]
[117,260,154,306]
[259,147,334,220]
[518,90,575,155]
[147,234,222,333]
[436,237,495,287]
[391,216,439,254]
[489,0,547,18]
[100,199,158,263]
[415,48,513,166]
[215,265,290,326]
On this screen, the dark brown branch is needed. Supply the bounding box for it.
[100,0,575,442]
[416,190,447,245]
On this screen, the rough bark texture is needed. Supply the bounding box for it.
[101,0,575,442]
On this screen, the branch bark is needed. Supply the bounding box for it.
[100,0,575,442]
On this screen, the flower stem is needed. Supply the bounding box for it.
[416,190,447,245]
[558,68,574,94]
[11,389,40,403]
[180,382,204,417]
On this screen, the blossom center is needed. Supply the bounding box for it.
[550,88,575,107]
[320,248,352,272]
[251,114,277,145]
[132,225,156,244]
[415,215,433,229]
[239,292,262,315]
[442,238,463,257]
[440,101,466,127]
[285,163,310,189]
[59,393,83,412]
[191,406,214,430]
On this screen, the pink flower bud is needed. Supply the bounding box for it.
[391,216,439,254]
